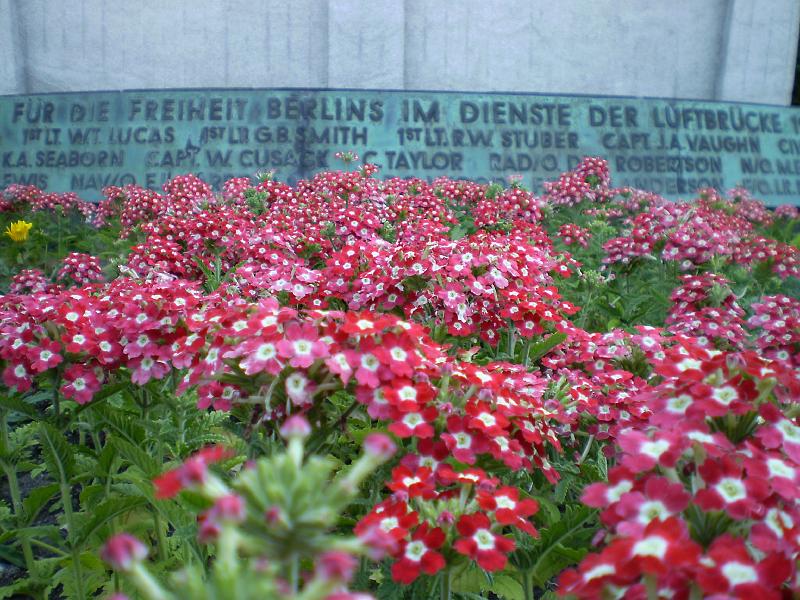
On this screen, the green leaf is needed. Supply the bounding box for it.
[451,565,489,595]
[0,576,46,600]
[74,496,147,550]
[488,574,525,600]
[22,483,59,525]
[0,543,25,568]
[511,505,597,586]
[38,423,75,484]
[94,405,145,445]
[527,332,567,363]
[0,395,38,419]
[110,437,162,477]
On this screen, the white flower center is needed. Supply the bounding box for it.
[606,480,633,503]
[256,344,276,360]
[640,439,670,459]
[584,563,615,581]
[404,540,425,561]
[390,347,407,361]
[402,413,423,427]
[293,340,311,355]
[715,478,746,503]
[712,386,738,405]
[767,458,794,479]
[721,562,758,586]
[380,517,399,532]
[632,536,667,559]
[638,500,668,523]
[496,496,516,510]
[473,529,495,551]
[476,413,496,427]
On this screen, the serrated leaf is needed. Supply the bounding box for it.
[94,405,145,445]
[0,543,24,568]
[511,505,597,584]
[74,496,147,550]
[527,331,568,363]
[0,576,47,600]
[0,395,38,419]
[110,437,162,477]
[38,423,75,483]
[96,442,117,475]
[22,483,59,525]
[451,565,488,595]
[488,574,525,600]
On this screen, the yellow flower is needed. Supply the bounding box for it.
[4,220,33,242]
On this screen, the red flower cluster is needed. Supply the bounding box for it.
[56,252,104,286]
[357,466,536,583]
[561,340,800,599]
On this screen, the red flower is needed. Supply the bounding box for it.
[605,517,701,578]
[60,364,102,404]
[388,405,438,439]
[355,499,418,542]
[617,429,681,473]
[453,513,515,571]
[153,445,231,499]
[27,340,63,373]
[696,536,791,600]
[386,466,436,500]
[390,523,446,584]
[276,322,328,368]
[694,456,769,520]
[477,486,539,536]
[101,534,148,572]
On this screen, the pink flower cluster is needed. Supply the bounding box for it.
[561,342,800,599]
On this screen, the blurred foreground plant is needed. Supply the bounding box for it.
[102,417,396,600]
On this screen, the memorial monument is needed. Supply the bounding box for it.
[2,0,800,204]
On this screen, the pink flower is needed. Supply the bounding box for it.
[60,364,102,404]
[453,513,515,571]
[276,323,328,368]
[101,534,148,572]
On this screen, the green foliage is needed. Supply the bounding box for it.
[510,506,598,592]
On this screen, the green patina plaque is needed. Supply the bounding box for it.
[1,88,800,204]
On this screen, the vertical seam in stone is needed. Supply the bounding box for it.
[327,0,335,87]
[402,0,408,90]
[9,0,29,93]
[713,0,736,101]
[783,2,800,104]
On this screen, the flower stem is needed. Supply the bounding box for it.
[289,552,300,595]
[153,510,167,562]
[522,572,535,600]
[1,411,36,572]
[440,568,452,600]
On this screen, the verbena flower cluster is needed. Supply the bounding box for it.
[1,157,798,599]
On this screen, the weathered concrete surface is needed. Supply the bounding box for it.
[0,0,25,95]
[717,0,800,104]
[405,0,728,99]
[1,0,798,104]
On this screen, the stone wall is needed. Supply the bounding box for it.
[1,0,798,105]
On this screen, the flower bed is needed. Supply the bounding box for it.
[0,157,798,599]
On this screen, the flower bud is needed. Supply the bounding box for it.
[197,516,222,544]
[363,433,396,462]
[358,526,399,560]
[437,510,456,526]
[316,551,357,583]
[101,534,148,572]
[211,494,246,523]
[265,505,285,525]
[280,414,311,440]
